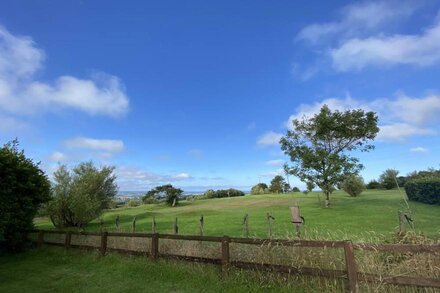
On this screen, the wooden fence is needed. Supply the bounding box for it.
[34,230,440,293]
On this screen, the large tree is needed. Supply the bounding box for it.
[0,140,50,251]
[269,175,286,193]
[379,169,399,189]
[280,105,379,207]
[47,162,117,228]
[144,184,183,206]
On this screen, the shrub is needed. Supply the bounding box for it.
[342,175,365,197]
[291,187,300,192]
[251,183,269,195]
[405,177,440,205]
[366,180,381,189]
[0,140,50,252]
[47,162,117,228]
[203,188,245,198]
[379,169,399,190]
[127,199,140,207]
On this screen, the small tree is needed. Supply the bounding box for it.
[291,186,301,192]
[366,180,381,189]
[47,162,117,228]
[0,140,50,251]
[306,181,315,193]
[251,183,269,195]
[269,175,286,193]
[280,105,379,207]
[379,169,399,190]
[146,184,183,206]
[342,175,365,197]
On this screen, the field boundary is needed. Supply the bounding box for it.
[33,230,440,293]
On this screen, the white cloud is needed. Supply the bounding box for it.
[284,94,440,142]
[171,173,192,180]
[63,137,124,153]
[297,0,418,44]
[410,146,429,153]
[331,19,440,71]
[0,113,28,132]
[48,151,66,162]
[0,25,129,118]
[257,131,283,146]
[265,159,284,166]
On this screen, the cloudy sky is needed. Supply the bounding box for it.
[1,0,439,191]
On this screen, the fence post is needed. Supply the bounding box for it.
[100,231,108,256]
[65,231,72,249]
[221,236,230,272]
[151,233,159,260]
[37,230,44,248]
[344,240,359,293]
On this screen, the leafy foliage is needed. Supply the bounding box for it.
[366,180,381,189]
[251,183,269,195]
[404,170,440,205]
[202,188,245,198]
[269,175,286,193]
[280,105,379,206]
[47,162,117,228]
[291,186,301,192]
[379,169,399,189]
[143,184,183,206]
[0,140,50,252]
[342,175,365,197]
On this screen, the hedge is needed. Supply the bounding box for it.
[404,177,440,205]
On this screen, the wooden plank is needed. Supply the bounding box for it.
[230,237,345,248]
[359,273,440,288]
[344,241,359,293]
[221,236,230,271]
[64,231,72,249]
[151,233,159,260]
[158,234,223,242]
[37,230,44,247]
[107,232,152,238]
[160,253,222,265]
[353,243,440,254]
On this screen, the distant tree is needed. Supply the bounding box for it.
[283,182,292,193]
[47,162,117,228]
[306,181,315,193]
[342,175,365,197]
[270,175,286,193]
[251,183,269,195]
[379,169,399,190]
[0,140,50,252]
[291,186,301,192]
[366,180,381,189]
[280,105,379,207]
[145,184,183,206]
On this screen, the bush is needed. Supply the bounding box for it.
[251,183,269,195]
[47,162,117,228]
[405,177,440,205]
[202,188,245,198]
[366,180,381,189]
[0,140,50,252]
[379,169,399,190]
[127,199,140,207]
[342,175,365,197]
[291,187,300,192]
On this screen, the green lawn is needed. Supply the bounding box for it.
[35,190,440,241]
[0,247,303,293]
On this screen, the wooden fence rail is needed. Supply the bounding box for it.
[32,230,440,292]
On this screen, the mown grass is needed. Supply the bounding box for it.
[35,190,440,241]
[0,247,307,293]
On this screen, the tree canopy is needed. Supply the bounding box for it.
[280,105,379,206]
[269,175,287,193]
[143,184,183,206]
[47,162,117,228]
[0,140,50,252]
[251,183,269,195]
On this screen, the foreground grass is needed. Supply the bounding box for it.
[0,247,302,293]
[35,190,440,241]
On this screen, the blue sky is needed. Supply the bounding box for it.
[1,0,439,191]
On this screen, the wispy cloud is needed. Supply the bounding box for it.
[265,159,284,166]
[48,151,66,162]
[259,168,285,177]
[410,146,429,153]
[188,149,203,159]
[257,131,283,146]
[0,25,129,122]
[63,137,124,153]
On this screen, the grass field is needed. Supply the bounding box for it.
[0,247,305,293]
[35,189,440,242]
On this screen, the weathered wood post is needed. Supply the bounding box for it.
[100,231,108,256]
[99,218,104,232]
[398,211,406,234]
[290,206,304,238]
[344,240,359,293]
[37,230,44,248]
[152,216,157,233]
[115,215,120,230]
[199,215,204,236]
[243,214,249,238]
[221,236,230,273]
[173,217,178,235]
[151,233,159,260]
[65,231,72,249]
[266,212,275,239]
[132,216,136,232]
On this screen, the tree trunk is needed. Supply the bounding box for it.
[325,191,330,207]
